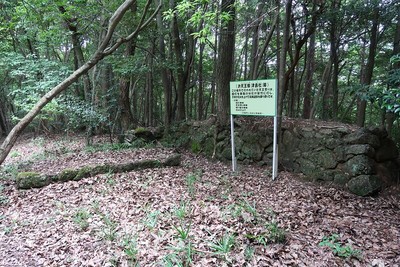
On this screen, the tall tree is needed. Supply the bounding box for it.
[302,30,316,119]
[156,0,173,130]
[216,0,235,124]
[356,1,380,127]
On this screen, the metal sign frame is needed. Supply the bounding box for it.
[230,79,278,179]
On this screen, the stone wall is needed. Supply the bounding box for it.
[138,118,400,196]
[278,124,399,196]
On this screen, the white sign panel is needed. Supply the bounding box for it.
[230,79,277,116]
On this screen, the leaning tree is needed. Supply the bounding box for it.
[0,0,161,166]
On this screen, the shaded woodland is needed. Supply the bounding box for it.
[1,2,400,265]
[0,0,399,161]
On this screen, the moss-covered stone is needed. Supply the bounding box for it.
[345,155,375,176]
[348,175,382,196]
[58,169,78,182]
[16,172,50,189]
[74,166,93,180]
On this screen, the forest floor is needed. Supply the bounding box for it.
[0,134,399,267]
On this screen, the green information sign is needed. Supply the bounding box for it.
[230,79,277,116]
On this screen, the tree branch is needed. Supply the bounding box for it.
[0,0,160,166]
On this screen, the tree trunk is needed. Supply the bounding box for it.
[144,41,155,126]
[0,0,160,166]
[216,0,235,125]
[385,5,400,136]
[248,1,264,80]
[252,14,278,80]
[357,5,379,127]
[170,0,194,121]
[156,1,172,130]
[302,31,315,119]
[277,0,291,137]
[119,41,136,133]
[197,42,205,120]
[0,103,9,136]
[328,0,340,120]
[58,5,91,100]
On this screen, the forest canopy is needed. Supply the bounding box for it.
[0,0,399,157]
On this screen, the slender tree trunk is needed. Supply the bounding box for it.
[170,0,194,121]
[357,6,379,127]
[248,1,264,80]
[197,42,205,120]
[277,0,291,137]
[210,21,219,116]
[156,1,172,130]
[145,42,154,126]
[216,0,235,124]
[118,3,138,133]
[0,103,8,136]
[329,0,341,120]
[58,5,91,100]
[253,14,278,79]
[119,41,136,133]
[385,5,400,136]
[302,32,315,119]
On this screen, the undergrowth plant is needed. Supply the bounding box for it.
[244,245,255,262]
[265,221,286,243]
[185,171,201,197]
[209,232,236,262]
[121,234,139,266]
[0,185,8,205]
[142,210,160,230]
[101,214,118,241]
[319,234,362,259]
[72,208,91,231]
[164,200,195,266]
[0,163,21,180]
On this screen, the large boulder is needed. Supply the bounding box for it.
[347,175,382,196]
[345,155,375,176]
[344,129,380,148]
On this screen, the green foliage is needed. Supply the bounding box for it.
[72,208,91,231]
[162,253,185,267]
[0,164,19,181]
[101,214,118,241]
[245,221,286,245]
[173,200,192,220]
[163,0,223,44]
[319,234,362,259]
[190,141,201,154]
[265,221,286,243]
[0,52,71,129]
[185,171,201,197]
[0,184,9,205]
[59,95,109,132]
[142,210,160,230]
[244,245,255,261]
[165,199,195,266]
[0,51,108,133]
[209,232,236,260]
[84,142,134,153]
[121,235,139,265]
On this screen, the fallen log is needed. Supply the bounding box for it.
[16,153,181,189]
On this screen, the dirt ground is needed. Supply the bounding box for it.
[0,134,399,266]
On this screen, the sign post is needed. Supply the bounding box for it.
[230,79,278,179]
